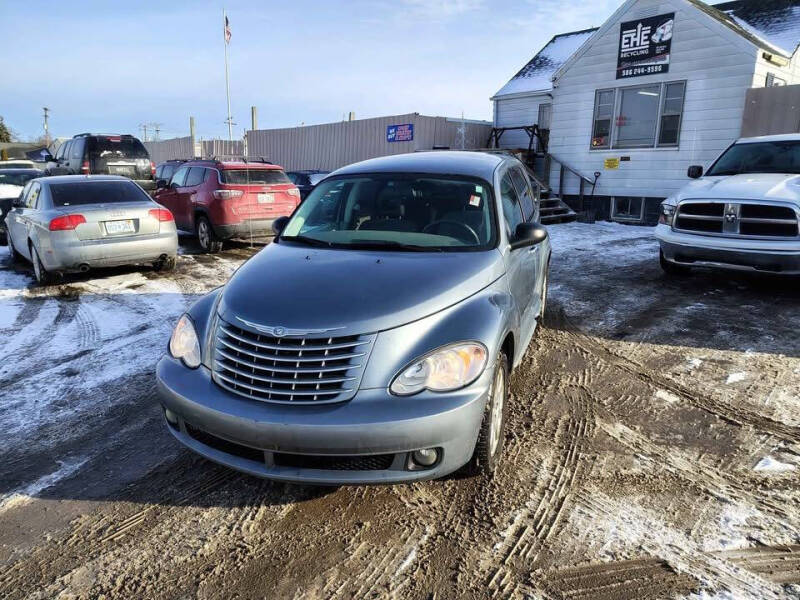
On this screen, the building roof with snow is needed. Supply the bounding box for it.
[492,28,598,99]
[705,0,800,56]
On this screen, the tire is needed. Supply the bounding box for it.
[537,266,549,323]
[660,250,690,276]
[466,353,509,476]
[153,255,177,272]
[30,244,54,285]
[8,235,22,262]
[196,216,222,254]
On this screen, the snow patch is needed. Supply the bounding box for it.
[0,458,88,515]
[754,456,796,473]
[687,358,703,370]
[655,389,679,404]
[725,372,746,385]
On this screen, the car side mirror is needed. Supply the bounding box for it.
[687,165,703,179]
[156,178,168,189]
[272,216,290,236]
[510,222,548,250]
[12,196,23,208]
[169,181,180,190]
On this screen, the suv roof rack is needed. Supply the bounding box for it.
[201,156,274,165]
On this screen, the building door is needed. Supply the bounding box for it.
[537,103,552,152]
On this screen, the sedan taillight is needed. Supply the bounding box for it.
[212,190,244,200]
[49,214,87,231]
[149,208,174,222]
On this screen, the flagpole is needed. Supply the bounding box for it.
[223,8,233,142]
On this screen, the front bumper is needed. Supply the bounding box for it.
[155,356,489,484]
[656,224,800,274]
[45,230,178,271]
[213,219,276,241]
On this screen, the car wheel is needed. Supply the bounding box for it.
[153,255,177,272]
[467,352,509,476]
[537,266,549,323]
[660,250,690,276]
[8,236,22,262]
[196,216,222,254]
[30,244,53,285]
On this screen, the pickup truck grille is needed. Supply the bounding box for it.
[212,318,373,404]
[675,201,799,238]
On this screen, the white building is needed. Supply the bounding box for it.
[492,0,800,223]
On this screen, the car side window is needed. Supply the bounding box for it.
[204,168,214,182]
[17,181,32,206]
[171,167,189,187]
[155,165,163,179]
[55,144,65,161]
[70,139,84,159]
[287,173,298,184]
[26,183,41,209]
[500,173,524,236]
[59,142,71,161]
[509,167,535,221]
[185,167,205,187]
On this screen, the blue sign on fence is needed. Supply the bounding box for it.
[387,123,414,143]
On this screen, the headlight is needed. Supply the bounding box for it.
[169,314,201,368]
[658,203,676,226]
[390,342,488,396]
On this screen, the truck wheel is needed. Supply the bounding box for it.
[196,216,222,254]
[660,250,690,276]
[31,244,54,285]
[466,352,508,476]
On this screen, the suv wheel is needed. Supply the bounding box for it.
[467,352,508,476]
[196,216,222,254]
[31,244,54,285]
[660,250,690,276]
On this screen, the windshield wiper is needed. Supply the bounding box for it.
[344,240,442,252]
[279,235,334,247]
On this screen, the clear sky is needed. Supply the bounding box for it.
[2,0,621,143]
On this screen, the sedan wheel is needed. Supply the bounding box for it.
[8,235,22,262]
[467,353,508,476]
[538,267,549,322]
[31,245,53,285]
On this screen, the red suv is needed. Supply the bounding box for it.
[154,159,300,252]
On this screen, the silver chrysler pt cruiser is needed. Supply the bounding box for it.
[156,151,551,484]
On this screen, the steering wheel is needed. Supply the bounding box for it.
[422,220,480,244]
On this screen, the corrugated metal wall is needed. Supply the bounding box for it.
[741,85,800,137]
[143,137,195,164]
[201,139,244,159]
[245,113,492,171]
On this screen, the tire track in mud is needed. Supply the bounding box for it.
[0,466,238,597]
[716,545,800,585]
[551,309,800,443]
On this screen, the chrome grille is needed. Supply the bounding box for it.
[212,318,374,404]
[675,201,799,239]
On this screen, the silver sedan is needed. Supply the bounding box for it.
[5,175,178,284]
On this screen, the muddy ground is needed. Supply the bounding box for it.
[0,223,798,599]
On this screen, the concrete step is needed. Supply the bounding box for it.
[539,197,577,224]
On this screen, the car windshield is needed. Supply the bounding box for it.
[707,141,800,176]
[50,181,148,207]
[87,137,149,160]
[280,174,496,251]
[308,173,328,185]
[0,171,38,186]
[220,169,291,185]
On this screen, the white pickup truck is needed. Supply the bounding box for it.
[656,134,800,275]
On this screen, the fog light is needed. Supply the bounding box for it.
[164,408,179,427]
[411,448,439,467]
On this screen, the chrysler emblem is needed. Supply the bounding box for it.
[725,212,737,223]
[235,316,344,337]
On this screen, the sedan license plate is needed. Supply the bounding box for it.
[104,219,135,235]
[257,193,274,204]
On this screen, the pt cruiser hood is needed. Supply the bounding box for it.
[218,241,506,336]
[670,174,800,204]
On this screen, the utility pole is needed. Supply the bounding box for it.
[223,8,233,141]
[140,124,148,142]
[42,107,50,146]
[251,106,258,131]
[152,123,164,141]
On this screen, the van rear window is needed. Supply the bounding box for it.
[220,169,290,185]
[50,181,147,207]
[87,137,149,160]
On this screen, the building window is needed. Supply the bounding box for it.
[590,81,686,150]
[592,90,615,149]
[611,196,645,221]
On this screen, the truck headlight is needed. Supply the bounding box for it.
[658,203,676,226]
[169,314,201,368]
[390,342,488,396]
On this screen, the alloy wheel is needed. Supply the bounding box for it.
[198,220,210,249]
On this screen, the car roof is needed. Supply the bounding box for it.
[737,133,800,144]
[185,159,283,170]
[289,169,329,174]
[331,151,506,181]
[37,175,134,185]
[0,168,40,174]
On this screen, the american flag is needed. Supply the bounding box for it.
[224,15,231,44]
